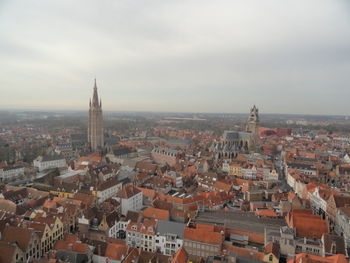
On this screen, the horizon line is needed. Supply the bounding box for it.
[0,107,349,118]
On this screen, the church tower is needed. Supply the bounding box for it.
[246,105,259,134]
[88,79,104,151]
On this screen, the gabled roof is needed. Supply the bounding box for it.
[264,242,280,258]
[287,211,329,239]
[171,247,188,263]
[143,207,169,221]
[2,226,36,251]
[117,184,141,199]
[105,243,128,261]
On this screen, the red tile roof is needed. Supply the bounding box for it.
[105,243,128,260]
[171,247,188,263]
[289,253,348,263]
[143,207,169,221]
[184,227,223,245]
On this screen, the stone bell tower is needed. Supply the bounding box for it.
[246,105,259,134]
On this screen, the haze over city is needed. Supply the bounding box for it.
[1,0,350,114]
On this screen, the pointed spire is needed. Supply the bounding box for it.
[92,78,99,107]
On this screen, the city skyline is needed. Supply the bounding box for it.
[1,0,350,115]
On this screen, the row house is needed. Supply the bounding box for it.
[155,220,185,256]
[111,210,144,240]
[309,188,334,218]
[116,184,143,216]
[228,163,242,177]
[2,225,41,262]
[266,226,345,258]
[92,178,123,203]
[242,166,258,180]
[335,207,350,247]
[286,163,317,177]
[32,215,65,253]
[326,194,350,229]
[183,224,224,258]
[42,197,82,233]
[0,240,25,263]
[126,219,157,252]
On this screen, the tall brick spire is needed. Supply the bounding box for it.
[88,79,104,151]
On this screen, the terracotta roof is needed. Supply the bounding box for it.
[287,211,329,239]
[333,195,350,208]
[0,241,18,263]
[264,242,280,258]
[137,187,156,198]
[117,184,141,199]
[64,234,79,243]
[54,240,71,251]
[143,207,169,221]
[2,225,35,251]
[72,242,89,254]
[123,248,140,263]
[105,243,128,260]
[184,227,223,245]
[213,181,232,192]
[140,219,157,235]
[256,209,278,217]
[290,253,348,263]
[222,243,264,261]
[171,247,188,263]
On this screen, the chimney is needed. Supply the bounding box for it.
[331,241,337,254]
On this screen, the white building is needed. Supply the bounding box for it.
[309,187,329,216]
[242,166,257,180]
[109,219,130,239]
[126,219,157,252]
[155,220,185,256]
[0,165,25,183]
[33,154,66,172]
[95,178,123,203]
[264,169,279,181]
[335,207,350,247]
[116,184,143,216]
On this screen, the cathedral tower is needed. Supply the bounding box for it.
[246,105,259,134]
[88,79,104,151]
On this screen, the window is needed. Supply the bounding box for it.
[269,255,273,262]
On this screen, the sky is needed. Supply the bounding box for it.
[0,0,350,115]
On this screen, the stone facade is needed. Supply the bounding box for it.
[211,106,259,159]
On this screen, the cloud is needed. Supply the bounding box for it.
[0,0,350,114]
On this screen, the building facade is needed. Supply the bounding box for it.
[33,154,66,172]
[88,79,104,151]
[211,106,259,159]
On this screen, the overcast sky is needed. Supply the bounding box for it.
[1,0,350,115]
